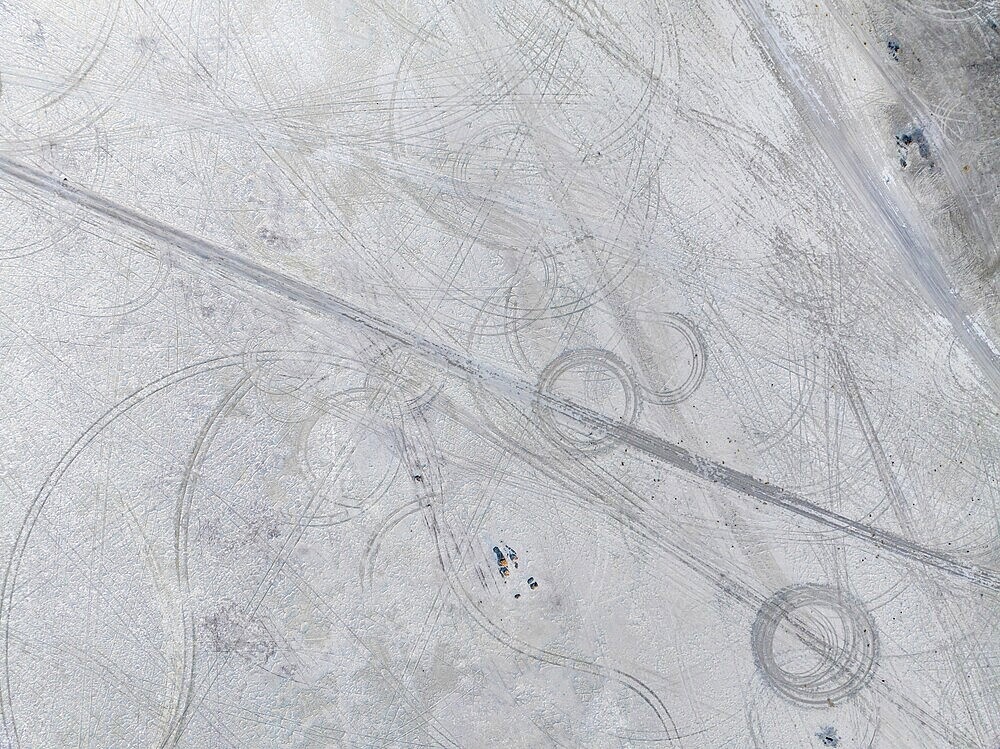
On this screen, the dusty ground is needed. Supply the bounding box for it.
[0,0,997,746]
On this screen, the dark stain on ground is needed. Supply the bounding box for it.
[896,125,930,166]
[201,605,277,664]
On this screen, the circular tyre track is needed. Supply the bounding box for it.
[633,312,707,405]
[534,347,640,453]
[751,584,878,707]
